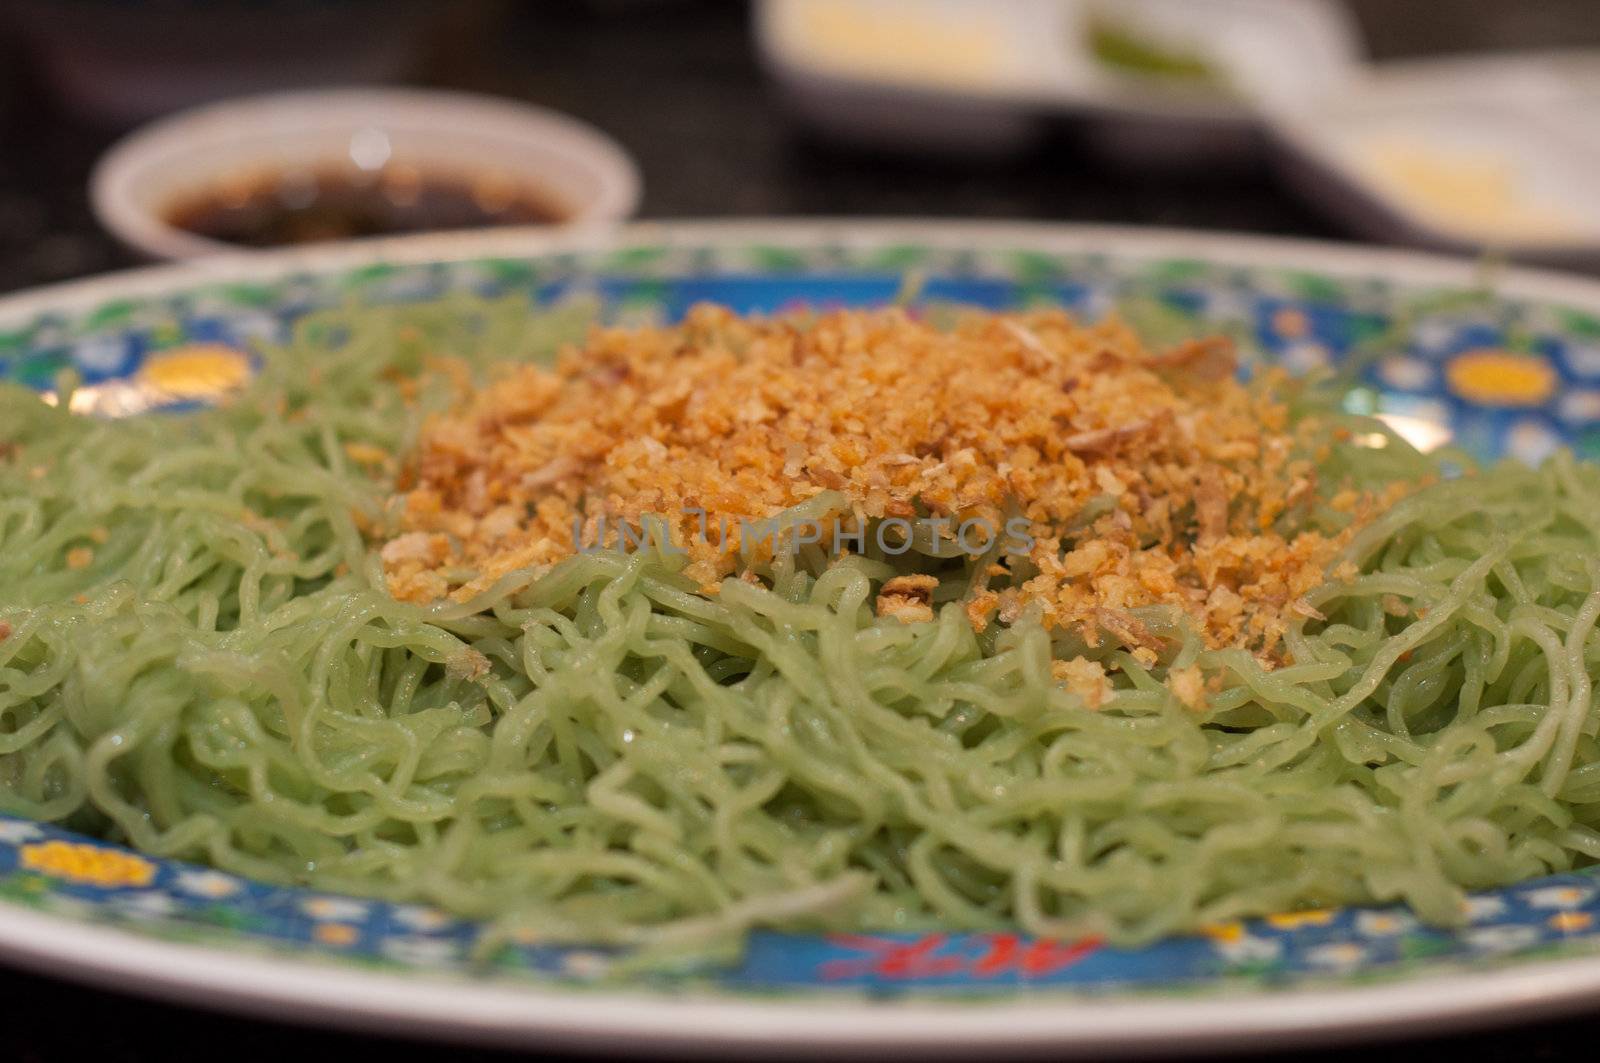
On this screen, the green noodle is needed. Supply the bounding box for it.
[3,292,1600,955]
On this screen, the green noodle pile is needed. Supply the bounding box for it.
[4,292,1600,954]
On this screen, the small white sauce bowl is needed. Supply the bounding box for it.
[91,88,642,261]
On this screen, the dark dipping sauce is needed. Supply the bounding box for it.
[164,166,571,248]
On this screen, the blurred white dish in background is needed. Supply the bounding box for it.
[755,0,1361,159]
[1266,52,1600,268]
[91,89,641,261]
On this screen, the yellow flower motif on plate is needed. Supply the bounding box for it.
[1198,921,1244,943]
[1523,884,1594,909]
[135,344,252,400]
[313,923,359,947]
[1272,307,1310,339]
[1306,942,1367,970]
[19,841,156,889]
[301,896,369,921]
[1354,911,1412,937]
[1265,908,1336,931]
[173,870,240,899]
[1445,348,1556,407]
[393,905,451,933]
[1548,911,1593,934]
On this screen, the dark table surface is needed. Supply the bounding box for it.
[2,1,1600,1059]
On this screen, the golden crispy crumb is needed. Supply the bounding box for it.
[1168,664,1207,712]
[66,547,94,570]
[1052,657,1112,709]
[1288,599,1326,621]
[448,649,491,681]
[1146,335,1237,380]
[876,574,939,624]
[1096,609,1160,651]
[965,591,1000,632]
[382,304,1402,655]
[343,442,391,467]
[88,526,110,545]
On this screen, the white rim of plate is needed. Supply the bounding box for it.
[89,88,643,262]
[6,218,1600,1056]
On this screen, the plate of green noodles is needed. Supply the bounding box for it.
[8,220,1600,1055]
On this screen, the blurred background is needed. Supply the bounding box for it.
[0,0,1597,288]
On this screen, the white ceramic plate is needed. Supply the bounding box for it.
[7,220,1600,1056]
